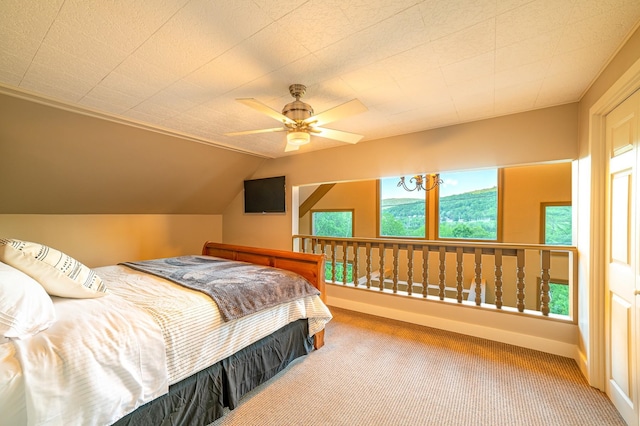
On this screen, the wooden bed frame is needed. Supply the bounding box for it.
[201,241,327,348]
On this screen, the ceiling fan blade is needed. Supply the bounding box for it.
[237,98,296,125]
[284,143,300,152]
[313,127,364,144]
[225,127,286,136]
[305,99,367,127]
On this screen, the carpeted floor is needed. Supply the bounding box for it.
[211,307,625,426]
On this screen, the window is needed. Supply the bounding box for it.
[378,169,500,240]
[311,210,353,237]
[438,169,499,240]
[539,203,572,317]
[325,262,354,283]
[549,282,569,315]
[541,203,572,245]
[312,210,354,282]
[379,178,426,237]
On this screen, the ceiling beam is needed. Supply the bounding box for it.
[299,184,336,218]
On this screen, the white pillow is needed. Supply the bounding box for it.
[0,261,56,339]
[0,238,107,299]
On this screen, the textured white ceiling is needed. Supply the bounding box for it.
[1,0,639,158]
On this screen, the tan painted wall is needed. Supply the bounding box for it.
[299,180,378,237]
[0,214,222,267]
[223,103,578,250]
[502,162,572,244]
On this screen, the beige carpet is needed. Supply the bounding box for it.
[211,307,625,426]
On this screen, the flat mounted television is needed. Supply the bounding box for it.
[243,176,286,214]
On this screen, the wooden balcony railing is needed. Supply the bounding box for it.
[292,235,578,321]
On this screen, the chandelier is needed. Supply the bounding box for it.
[397,174,442,192]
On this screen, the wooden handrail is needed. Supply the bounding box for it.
[292,235,578,321]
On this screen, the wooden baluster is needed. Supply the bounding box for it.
[540,250,551,316]
[494,249,503,309]
[317,240,326,282]
[379,243,386,291]
[365,243,372,289]
[353,242,359,286]
[438,246,446,300]
[342,241,349,285]
[392,244,399,293]
[422,247,429,298]
[456,247,464,303]
[474,248,483,306]
[407,244,414,296]
[516,249,525,312]
[330,240,337,283]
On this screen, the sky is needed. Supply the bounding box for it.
[381,169,497,198]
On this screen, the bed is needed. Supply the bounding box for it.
[0,239,332,425]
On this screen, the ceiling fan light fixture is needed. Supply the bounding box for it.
[286,131,311,146]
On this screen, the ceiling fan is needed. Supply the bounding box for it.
[225,84,368,152]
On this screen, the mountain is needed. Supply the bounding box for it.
[381,187,497,221]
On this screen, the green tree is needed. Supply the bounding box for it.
[313,211,352,237]
[326,262,353,282]
[545,206,572,245]
[381,211,409,236]
[548,283,569,316]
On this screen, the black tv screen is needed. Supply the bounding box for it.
[243,176,286,214]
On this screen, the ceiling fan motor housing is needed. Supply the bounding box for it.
[282,84,314,121]
[282,100,314,121]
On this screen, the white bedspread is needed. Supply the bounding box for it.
[12,292,168,426]
[1,263,332,425]
[100,265,332,384]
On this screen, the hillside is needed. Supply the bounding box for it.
[381,187,498,238]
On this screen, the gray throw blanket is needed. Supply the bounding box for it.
[120,255,319,322]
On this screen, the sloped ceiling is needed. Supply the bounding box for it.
[0,93,265,213]
[1,1,639,158]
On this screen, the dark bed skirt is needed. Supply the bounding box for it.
[113,319,313,426]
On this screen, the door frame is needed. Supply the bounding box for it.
[586,58,640,390]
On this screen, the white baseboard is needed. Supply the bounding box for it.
[327,285,581,363]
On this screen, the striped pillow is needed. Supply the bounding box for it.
[0,238,107,298]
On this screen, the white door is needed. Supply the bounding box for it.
[606,89,639,426]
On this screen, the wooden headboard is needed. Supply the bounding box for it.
[201,241,327,348]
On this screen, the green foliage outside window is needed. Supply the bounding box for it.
[439,187,498,240]
[548,282,569,316]
[312,211,354,282]
[438,187,497,239]
[325,262,353,282]
[380,206,426,237]
[312,211,353,237]
[544,206,572,245]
